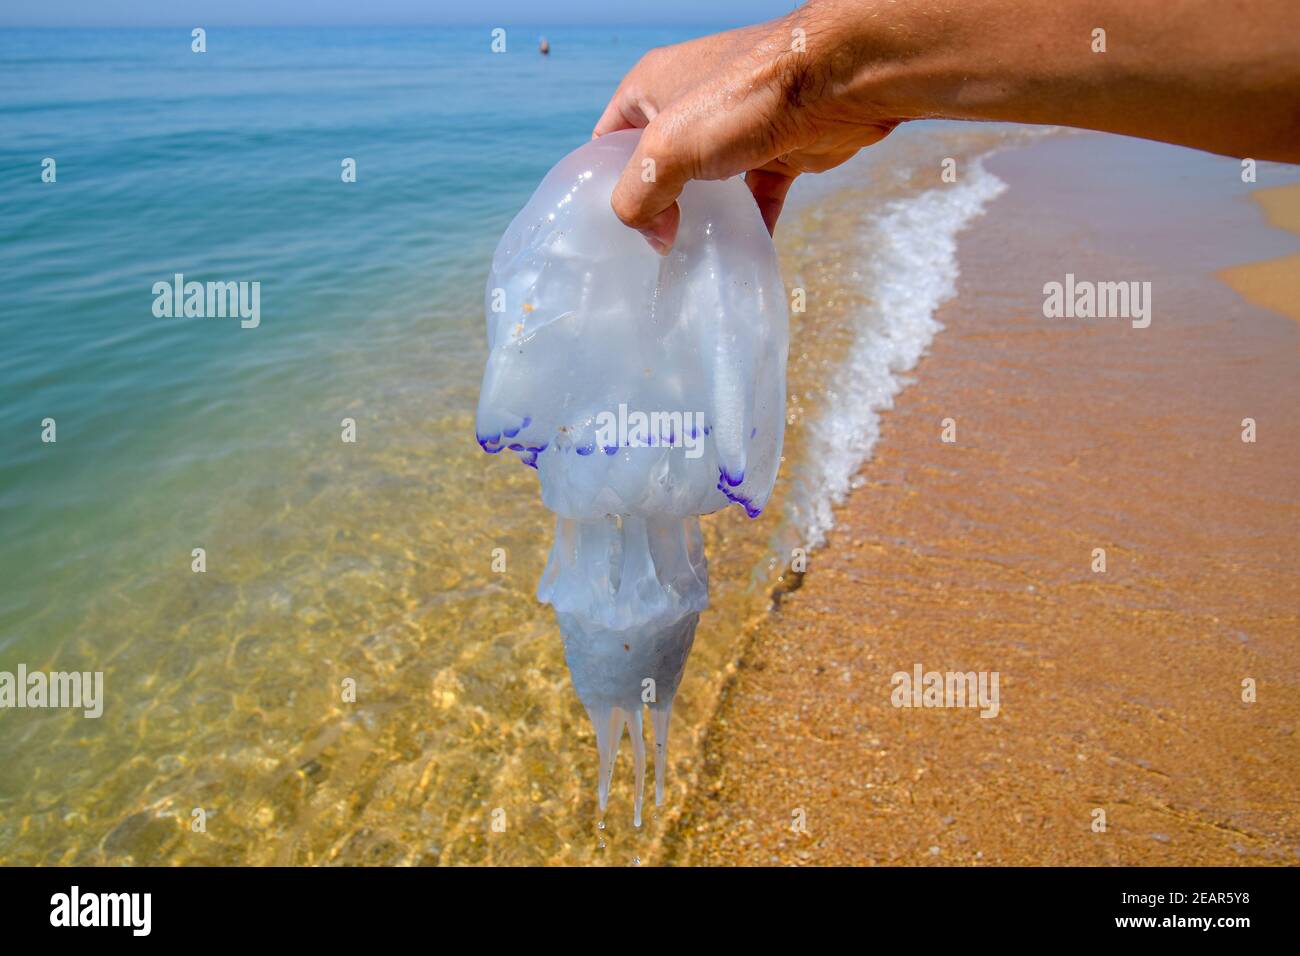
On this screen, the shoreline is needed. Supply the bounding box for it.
[664,134,1300,865]
[1218,183,1300,327]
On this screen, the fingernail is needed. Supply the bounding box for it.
[639,230,669,255]
[639,209,675,255]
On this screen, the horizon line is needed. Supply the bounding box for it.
[0,21,741,29]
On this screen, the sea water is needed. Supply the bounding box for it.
[0,25,1022,864]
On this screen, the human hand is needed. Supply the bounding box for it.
[593,4,898,254]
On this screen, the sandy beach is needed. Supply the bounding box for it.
[663,133,1300,866]
[1219,183,1300,327]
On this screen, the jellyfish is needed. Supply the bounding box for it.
[476,129,789,825]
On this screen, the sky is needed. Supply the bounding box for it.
[0,0,800,28]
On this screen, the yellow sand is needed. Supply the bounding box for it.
[1218,184,1300,325]
[663,167,1300,867]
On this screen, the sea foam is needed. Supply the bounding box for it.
[786,155,1008,549]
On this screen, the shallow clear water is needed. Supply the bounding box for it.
[0,25,1024,864]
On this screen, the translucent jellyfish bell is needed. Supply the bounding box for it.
[476,129,788,823]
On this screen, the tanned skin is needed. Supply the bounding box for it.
[593,0,1300,253]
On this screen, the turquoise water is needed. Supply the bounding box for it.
[4,23,834,865]
[0,26,699,652]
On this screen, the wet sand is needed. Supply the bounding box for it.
[663,135,1300,866]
